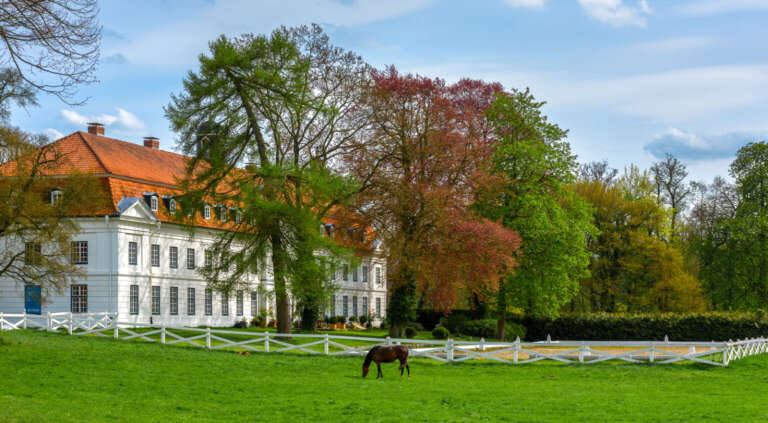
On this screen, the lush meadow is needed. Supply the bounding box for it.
[1,330,767,422]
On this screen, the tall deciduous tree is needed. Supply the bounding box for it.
[651,153,691,240]
[0,125,98,295]
[166,25,368,333]
[478,88,595,339]
[348,68,521,337]
[0,0,100,102]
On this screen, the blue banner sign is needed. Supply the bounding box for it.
[24,285,42,314]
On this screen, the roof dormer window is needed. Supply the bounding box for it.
[233,208,241,224]
[169,199,177,215]
[203,204,211,220]
[50,189,62,206]
[219,206,227,222]
[150,196,159,212]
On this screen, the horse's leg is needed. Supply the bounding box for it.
[376,362,383,379]
[399,362,404,377]
[406,362,410,378]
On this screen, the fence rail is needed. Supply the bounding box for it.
[2,312,767,366]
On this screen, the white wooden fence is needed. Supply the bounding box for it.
[2,312,767,366]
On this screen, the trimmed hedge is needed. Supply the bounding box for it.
[432,326,450,339]
[515,313,768,342]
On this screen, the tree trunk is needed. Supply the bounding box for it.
[270,231,292,334]
[495,280,507,340]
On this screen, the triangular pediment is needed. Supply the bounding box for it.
[116,197,158,222]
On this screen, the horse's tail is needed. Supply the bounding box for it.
[363,346,379,367]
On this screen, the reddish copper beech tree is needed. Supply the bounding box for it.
[348,67,521,337]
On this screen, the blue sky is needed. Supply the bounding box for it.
[10,0,768,182]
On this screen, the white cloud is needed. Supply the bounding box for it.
[681,0,768,15]
[502,0,546,8]
[635,36,716,53]
[61,108,146,133]
[104,0,435,68]
[43,128,64,140]
[644,128,768,160]
[401,61,768,123]
[578,0,652,27]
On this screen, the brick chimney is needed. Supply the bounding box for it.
[87,122,105,136]
[143,137,160,150]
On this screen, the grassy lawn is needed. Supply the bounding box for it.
[1,330,767,422]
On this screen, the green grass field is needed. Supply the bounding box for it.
[1,330,767,422]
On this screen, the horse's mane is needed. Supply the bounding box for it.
[363,345,380,367]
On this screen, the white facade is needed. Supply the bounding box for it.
[0,198,388,327]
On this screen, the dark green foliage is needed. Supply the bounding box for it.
[432,326,450,339]
[439,314,468,335]
[387,280,417,336]
[359,315,368,325]
[348,316,358,323]
[502,322,527,342]
[233,319,248,329]
[516,313,768,342]
[404,326,418,339]
[461,319,497,339]
[250,316,264,327]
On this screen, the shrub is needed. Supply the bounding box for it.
[359,315,368,325]
[516,312,768,342]
[461,319,497,339]
[409,321,424,331]
[233,319,248,329]
[503,322,526,342]
[250,316,263,327]
[439,314,468,335]
[404,326,418,339]
[348,316,358,323]
[432,326,450,339]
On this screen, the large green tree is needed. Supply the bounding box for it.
[477,88,595,339]
[166,25,367,333]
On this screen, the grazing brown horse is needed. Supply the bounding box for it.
[362,345,410,378]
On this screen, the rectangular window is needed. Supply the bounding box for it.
[169,246,178,269]
[71,284,88,313]
[25,242,42,266]
[362,296,368,317]
[221,293,229,316]
[376,297,381,318]
[128,241,138,266]
[205,289,212,316]
[70,241,88,264]
[353,266,358,282]
[362,265,369,283]
[170,286,178,315]
[236,290,243,316]
[187,248,196,269]
[343,265,349,281]
[151,286,160,315]
[151,244,160,267]
[342,295,348,317]
[204,249,212,268]
[250,291,258,316]
[375,266,382,285]
[129,284,139,315]
[330,295,335,316]
[352,296,358,316]
[187,288,196,315]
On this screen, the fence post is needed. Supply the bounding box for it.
[446,338,454,362]
[113,318,119,339]
[46,312,51,331]
[649,343,655,363]
[385,336,391,346]
[161,325,166,345]
[578,342,585,363]
[513,336,520,363]
[479,337,485,352]
[206,328,211,349]
[0,312,3,330]
[723,342,729,366]
[23,312,27,329]
[324,334,329,355]
[68,312,73,335]
[264,331,270,353]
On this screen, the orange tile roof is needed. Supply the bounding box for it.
[0,130,378,249]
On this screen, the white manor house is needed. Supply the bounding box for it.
[0,124,388,326]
